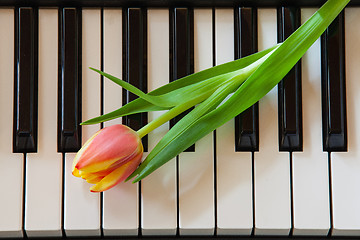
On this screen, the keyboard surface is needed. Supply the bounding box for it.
[0,0,359,239]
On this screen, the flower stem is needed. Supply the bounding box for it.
[137,98,197,138]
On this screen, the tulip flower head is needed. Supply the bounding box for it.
[72,124,143,192]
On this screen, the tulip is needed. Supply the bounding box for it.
[80,0,348,185]
[72,124,143,192]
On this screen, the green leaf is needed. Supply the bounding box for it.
[124,44,279,97]
[81,101,168,125]
[84,45,280,125]
[131,0,350,182]
[130,56,268,179]
[90,68,173,108]
[82,70,240,125]
[129,78,240,180]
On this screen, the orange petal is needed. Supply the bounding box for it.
[77,144,143,174]
[90,153,142,192]
[76,125,142,170]
[72,130,101,173]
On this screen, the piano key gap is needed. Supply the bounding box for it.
[251,151,255,236]
[289,151,294,237]
[176,155,180,236]
[21,153,27,238]
[212,7,218,236]
[328,152,334,236]
[213,129,218,236]
[61,153,66,237]
[100,7,104,238]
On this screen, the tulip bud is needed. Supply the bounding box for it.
[72,124,143,192]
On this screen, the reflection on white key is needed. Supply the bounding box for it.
[25,9,62,237]
[142,9,177,235]
[64,9,101,236]
[331,8,360,236]
[0,9,23,238]
[291,8,330,236]
[178,9,214,236]
[102,8,139,236]
[215,8,253,235]
[254,9,290,235]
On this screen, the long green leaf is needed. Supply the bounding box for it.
[129,78,241,179]
[92,67,242,108]
[81,101,168,125]
[90,68,171,107]
[130,50,272,178]
[83,45,280,125]
[82,70,244,125]
[131,0,350,182]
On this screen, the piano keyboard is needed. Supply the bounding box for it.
[0,1,359,238]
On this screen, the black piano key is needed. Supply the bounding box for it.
[13,7,38,153]
[234,7,259,152]
[1,1,360,7]
[277,7,303,151]
[58,8,82,152]
[170,7,194,152]
[321,11,347,152]
[123,8,148,152]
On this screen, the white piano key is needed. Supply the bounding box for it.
[331,7,360,236]
[64,9,101,236]
[141,9,177,235]
[215,8,253,235]
[25,9,62,237]
[254,9,291,235]
[291,8,330,236]
[102,8,139,236]
[178,8,214,236]
[0,9,23,238]
[102,8,123,125]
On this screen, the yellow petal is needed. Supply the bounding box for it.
[86,176,104,184]
[90,153,142,192]
[77,158,121,174]
[72,167,81,177]
[80,171,98,179]
[78,171,104,184]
